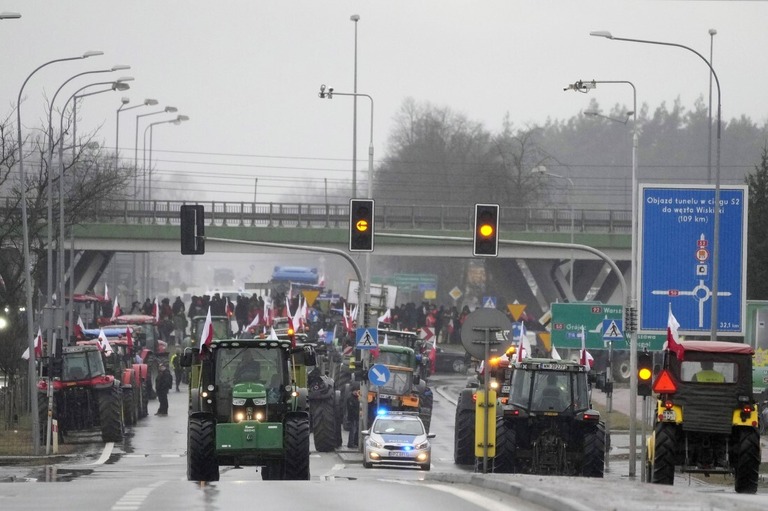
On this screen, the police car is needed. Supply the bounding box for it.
[362,411,435,471]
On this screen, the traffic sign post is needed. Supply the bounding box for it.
[639,185,747,335]
[356,327,378,349]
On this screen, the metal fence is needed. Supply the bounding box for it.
[0,198,631,234]
[0,375,32,456]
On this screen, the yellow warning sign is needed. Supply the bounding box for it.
[507,303,526,321]
[538,332,552,352]
[302,289,320,307]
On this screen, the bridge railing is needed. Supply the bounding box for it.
[0,198,632,233]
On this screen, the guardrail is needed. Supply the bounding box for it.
[0,198,632,234]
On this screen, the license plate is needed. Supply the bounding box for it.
[662,410,676,421]
[388,451,410,457]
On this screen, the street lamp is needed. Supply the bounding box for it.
[589,31,723,342]
[583,110,633,124]
[116,98,158,174]
[531,166,576,299]
[136,106,178,205]
[319,83,374,443]
[350,14,360,198]
[707,28,717,185]
[45,64,130,310]
[145,115,190,202]
[566,77,639,477]
[16,50,103,454]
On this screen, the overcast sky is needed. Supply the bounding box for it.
[2,0,767,204]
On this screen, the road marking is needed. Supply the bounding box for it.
[318,463,345,480]
[391,480,517,511]
[111,481,165,511]
[56,442,114,469]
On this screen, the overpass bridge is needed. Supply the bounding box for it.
[5,199,633,318]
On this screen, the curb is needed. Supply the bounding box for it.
[425,472,594,511]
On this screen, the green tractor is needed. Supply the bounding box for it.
[183,337,316,481]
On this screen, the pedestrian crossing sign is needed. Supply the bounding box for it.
[482,296,497,309]
[602,319,624,341]
[356,327,379,349]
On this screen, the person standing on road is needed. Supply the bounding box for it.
[155,363,173,415]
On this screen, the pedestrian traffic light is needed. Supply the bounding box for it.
[473,204,499,256]
[180,205,205,255]
[638,351,653,397]
[349,199,374,252]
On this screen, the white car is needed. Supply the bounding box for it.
[362,412,435,471]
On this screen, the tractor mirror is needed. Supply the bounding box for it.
[180,349,195,367]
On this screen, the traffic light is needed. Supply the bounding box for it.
[180,205,205,255]
[624,305,638,333]
[637,351,653,397]
[349,199,374,252]
[473,204,499,256]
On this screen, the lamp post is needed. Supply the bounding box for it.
[707,28,717,185]
[531,166,575,299]
[319,84,374,445]
[135,107,177,207]
[16,50,103,454]
[45,65,130,313]
[350,14,360,198]
[142,115,189,297]
[566,77,639,477]
[589,31,723,343]
[145,115,190,202]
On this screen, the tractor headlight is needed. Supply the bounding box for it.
[234,411,245,422]
[232,398,246,406]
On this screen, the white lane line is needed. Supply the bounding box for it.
[390,480,516,511]
[57,442,115,469]
[318,463,345,480]
[110,481,167,511]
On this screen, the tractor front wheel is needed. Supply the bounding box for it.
[187,417,219,481]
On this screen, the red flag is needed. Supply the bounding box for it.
[666,307,685,361]
[98,329,114,356]
[199,306,214,352]
[22,328,43,360]
[428,338,437,374]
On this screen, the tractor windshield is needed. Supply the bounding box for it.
[509,369,589,412]
[377,350,413,368]
[371,370,412,396]
[62,350,106,381]
[216,347,283,388]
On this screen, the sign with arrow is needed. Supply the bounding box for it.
[368,364,391,386]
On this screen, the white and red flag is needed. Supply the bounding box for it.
[125,327,134,356]
[516,322,528,362]
[666,306,685,360]
[579,326,594,369]
[199,306,214,352]
[152,297,159,322]
[550,343,562,360]
[74,316,86,339]
[98,329,114,356]
[22,327,44,360]
[377,308,391,325]
[104,283,109,301]
[110,297,121,321]
[245,314,260,332]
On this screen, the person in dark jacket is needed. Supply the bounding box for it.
[155,364,173,415]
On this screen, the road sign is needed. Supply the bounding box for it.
[639,185,747,335]
[460,308,512,360]
[507,303,526,321]
[602,319,624,341]
[356,327,378,349]
[368,364,391,386]
[551,303,624,349]
[449,286,463,301]
[482,296,497,309]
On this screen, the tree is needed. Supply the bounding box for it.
[746,145,768,300]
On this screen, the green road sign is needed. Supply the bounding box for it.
[551,303,624,349]
[551,302,666,350]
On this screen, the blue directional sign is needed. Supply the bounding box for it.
[368,364,391,386]
[355,327,378,349]
[639,185,747,335]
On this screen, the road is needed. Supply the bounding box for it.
[0,373,766,511]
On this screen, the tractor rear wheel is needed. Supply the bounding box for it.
[582,422,606,477]
[140,378,150,418]
[651,423,677,485]
[99,386,124,443]
[187,417,219,481]
[733,428,760,494]
[310,398,337,452]
[122,388,136,426]
[453,402,475,465]
[491,417,517,474]
[283,417,310,480]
